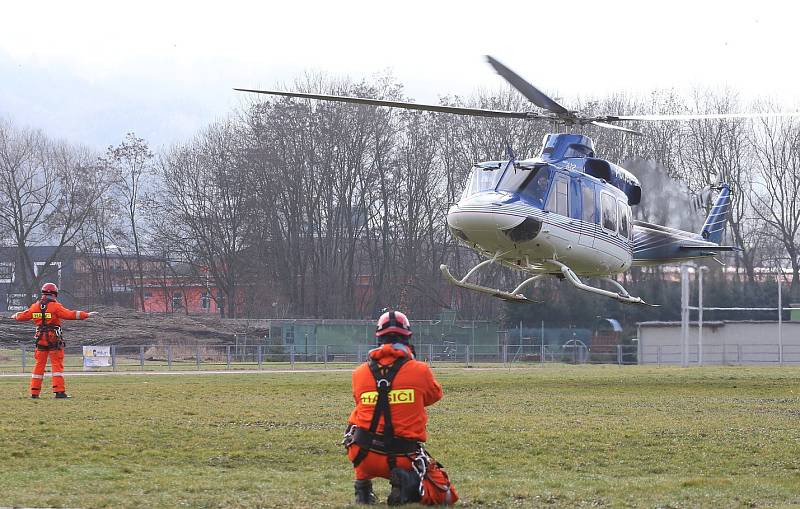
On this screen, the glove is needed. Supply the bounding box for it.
[88,311,99,318]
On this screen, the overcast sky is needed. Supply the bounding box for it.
[1,1,797,151]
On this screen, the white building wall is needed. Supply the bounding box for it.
[637,321,800,365]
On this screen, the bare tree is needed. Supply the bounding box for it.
[103,133,154,311]
[155,120,253,317]
[0,120,106,299]
[749,115,800,299]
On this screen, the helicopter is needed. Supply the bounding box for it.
[236,56,799,305]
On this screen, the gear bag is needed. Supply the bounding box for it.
[418,458,458,505]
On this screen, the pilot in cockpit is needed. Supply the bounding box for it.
[530,173,549,206]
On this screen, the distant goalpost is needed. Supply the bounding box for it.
[678,263,791,367]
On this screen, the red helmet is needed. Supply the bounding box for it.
[376,310,412,338]
[41,282,59,295]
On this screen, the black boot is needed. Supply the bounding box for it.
[353,479,376,505]
[31,394,39,399]
[54,392,71,399]
[387,468,422,505]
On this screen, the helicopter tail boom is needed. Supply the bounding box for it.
[632,184,734,266]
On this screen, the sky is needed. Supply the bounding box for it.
[1,0,798,151]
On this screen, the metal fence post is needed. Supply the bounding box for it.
[503,344,508,366]
[465,345,470,367]
[258,344,263,370]
[778,279,783,365]
[429,344,434,367]
[112,345,117,372]
[226,345,232,369]
[324,345,328,369]
[196,344,201,370]
[140,346,145,371]
[290,345,295,368]
[617,344,622,366]
[357,344,363,363]
[21,345,26,373]
[167,345,173,370]
[657,345,661,367]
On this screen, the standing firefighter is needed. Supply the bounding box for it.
[344,310,458,505]
[12,283,97,399]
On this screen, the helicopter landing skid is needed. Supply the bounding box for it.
[439,263,544,303]
[549,260,657,307]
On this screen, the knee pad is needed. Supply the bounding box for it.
[387,468,422,505]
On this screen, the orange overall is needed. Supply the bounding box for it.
[346,343,458,504]
[14,296,89,396]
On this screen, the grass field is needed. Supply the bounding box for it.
[1,365,800,508]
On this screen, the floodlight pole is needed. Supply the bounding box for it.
[698,267,708,366]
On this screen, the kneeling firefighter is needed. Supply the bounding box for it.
[12,283,98,399]
[344,310,458,505]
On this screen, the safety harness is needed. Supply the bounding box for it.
[34,297,63,351]
[348,356,414,470]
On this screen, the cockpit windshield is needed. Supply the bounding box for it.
[462,165,502,198]
[497,165,551,208]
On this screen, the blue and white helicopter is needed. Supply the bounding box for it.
[237,56,797,305]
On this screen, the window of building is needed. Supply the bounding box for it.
[34,262,62,285]
[601,193,618,233]
[0,262,14,283]
[7,293,27,311]
[200,291,211,309]
[172,292,184,310]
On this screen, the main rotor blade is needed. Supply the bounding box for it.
[485,55,570,115]
[607,112,800,121]
[589,121,643,136]
[234,88,530,119]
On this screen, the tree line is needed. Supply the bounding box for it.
[1,74,798,326]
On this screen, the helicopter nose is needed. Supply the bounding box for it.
[447,205,541,246]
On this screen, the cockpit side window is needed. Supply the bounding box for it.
[516,168,550,208]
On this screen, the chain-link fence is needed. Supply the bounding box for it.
[0,343,643,373]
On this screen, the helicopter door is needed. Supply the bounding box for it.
[578,181,596,248]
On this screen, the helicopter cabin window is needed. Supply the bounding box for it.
[601,193,617,233]
[545,175,569,216]
[618,201,630,239]
[581,183,596,223]
[463,165,501,197]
